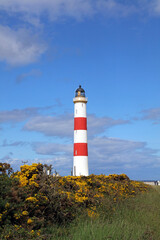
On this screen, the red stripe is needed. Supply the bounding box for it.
[74,143,88,156]
[74,117,87,130]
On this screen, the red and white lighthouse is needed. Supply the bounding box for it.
[73,85,89,176]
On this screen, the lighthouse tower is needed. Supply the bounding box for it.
[73,85,89,176]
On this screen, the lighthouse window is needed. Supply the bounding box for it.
[75,86,86,97]
[75,150,77,155]
[82,103,83,107]
[76,109,77,114]
[75,92,85,97]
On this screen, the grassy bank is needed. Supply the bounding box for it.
[45,187,160,240]
[0,163,158,239]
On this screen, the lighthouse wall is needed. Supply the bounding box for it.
[74,102,86,117]
[73,156,88,176]
[73,100,89,176]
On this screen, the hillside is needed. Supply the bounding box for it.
[1,163,158,240]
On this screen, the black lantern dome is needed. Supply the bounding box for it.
[75,85,85,97]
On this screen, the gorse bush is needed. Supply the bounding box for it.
[0,163,150,239]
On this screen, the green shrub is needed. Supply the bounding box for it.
[0,162,151,239]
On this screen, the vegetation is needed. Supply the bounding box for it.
[1,162,159,239]
[59,187,160,240]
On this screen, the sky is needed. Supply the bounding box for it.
[1,0,160,180]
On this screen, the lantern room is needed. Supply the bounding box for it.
[75,85,85,97]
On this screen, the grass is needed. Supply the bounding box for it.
[43,186,160,240]
[0,168,158,240]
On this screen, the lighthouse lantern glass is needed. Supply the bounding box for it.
[75,85,85,97]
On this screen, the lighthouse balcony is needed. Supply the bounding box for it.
[73,97,88,103]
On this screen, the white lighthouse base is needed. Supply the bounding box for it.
[73,156,89,176]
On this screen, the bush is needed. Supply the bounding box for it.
[0,162,150,239]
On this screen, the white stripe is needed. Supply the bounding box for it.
[74,102,86,118]
[74,130,87,143]
[73,156,89,176]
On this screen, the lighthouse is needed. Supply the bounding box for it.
[73,85,89,176]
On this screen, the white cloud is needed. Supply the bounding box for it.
[24,114,74,138]
[141,107,160,124]
[96,0,137,17]
[33,142,72,156]
[0,0,151,23]
[0,25,46,65]
[0,0,94,21]
[32,136,160,174]
[0,0,159,66]
[24,113,129,138]
[88,137,158,167]
[88,114,129,136]
[0,107,51,124]
[0,108,37,123]
[149,0,160,15]
[1,140,27,147]
[1,135,160,176]
[2,106,160,176]
[16,69,42,83]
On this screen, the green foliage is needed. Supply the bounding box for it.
[0,163,13,175]
[43,187,160,240]
[0,162,151,239]
[62,187,160,240]
[0,164,16,226]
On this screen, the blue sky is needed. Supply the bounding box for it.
[1,0,160,179]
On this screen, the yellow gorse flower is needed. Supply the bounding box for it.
[27,218,33,224]
[12,163,42,187]
[22,211,29,216]
[57,173,148,207]
[14,213,21,220]
[10,164,149,228]
[87,206,99,218]
[5,203,10,208]
[26,197,38,203]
